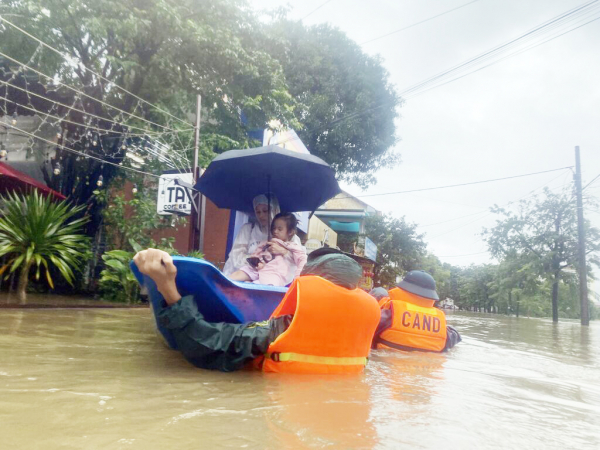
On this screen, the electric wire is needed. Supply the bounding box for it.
[0,95,174,138]
[418,168,573,227]
[343,166,573,199]
[0,50,194,133]
[400,0,600,98]
[3,121,161,178]
[274,0,600,146]
[0,15,192,128]
[0,96,190,170]
[436,250,489,258]
[0,82,190,170]
[301,0,334,21]
[427,171,575,239]
[583,173,600,191]
[361,0,481,45]
[405,12,600,99]
[0,79,169,135]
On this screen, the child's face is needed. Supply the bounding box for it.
[271,218,292,241]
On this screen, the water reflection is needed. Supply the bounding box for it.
[260,375,377,449]
[1,309,599,449]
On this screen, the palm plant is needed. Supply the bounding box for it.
[0,191,90,302]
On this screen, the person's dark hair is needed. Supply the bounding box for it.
[272,212,297,234]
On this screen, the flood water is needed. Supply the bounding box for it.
[1,308,599,449]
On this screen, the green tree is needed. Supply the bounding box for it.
[483,187,600,322]
[0,191,90,302]
[93,173,175,252]
[455,264,497,312]
[420,253,453,300]
[365,214,426,287]
[0,0,299,243]
[265,20,400,188]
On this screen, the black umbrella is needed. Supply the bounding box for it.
[195,145,340,215]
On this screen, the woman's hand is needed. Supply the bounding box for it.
[267,240,289,257]
[133,249,181,305]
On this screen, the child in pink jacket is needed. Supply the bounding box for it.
[230,212,307,286]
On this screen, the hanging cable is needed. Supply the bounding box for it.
[339,167,573,199]
[301,0,334,21]
[274,0,600,147]
[0,79,174,135]
[417,168,572,227]
[361,0,480,45]
[4,121,161,178]
[583,173,600,191]
[0,51,193,133]
[0,15,192,128]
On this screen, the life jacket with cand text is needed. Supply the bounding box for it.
[376,287,447,352]
[255,276,381,374]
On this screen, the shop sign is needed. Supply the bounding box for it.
[157,172,193,215]
[364,237,377,262]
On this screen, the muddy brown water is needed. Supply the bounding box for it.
[1,306,599,449]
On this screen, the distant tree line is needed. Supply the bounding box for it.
[365,187,600,321]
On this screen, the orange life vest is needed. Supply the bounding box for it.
[376,287,447,352]
[257,275,381,374]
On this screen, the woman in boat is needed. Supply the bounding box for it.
[222,194,303,281]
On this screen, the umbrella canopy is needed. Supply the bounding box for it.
[0,162,66,201]
[196,145,340,214]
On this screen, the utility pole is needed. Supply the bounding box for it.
[574,146,589,326]
[188,95,203,253]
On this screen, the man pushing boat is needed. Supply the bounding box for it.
[133,248,380,373]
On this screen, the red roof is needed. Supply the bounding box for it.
[0,162,66,200]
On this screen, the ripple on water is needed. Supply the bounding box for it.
[0,309,599,449]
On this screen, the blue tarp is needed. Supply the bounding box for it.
[328,220,361,233]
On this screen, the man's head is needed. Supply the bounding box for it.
[301,248,363,289]
[397,270,439,301]
[369,287,389,301]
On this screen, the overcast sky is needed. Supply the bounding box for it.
[250,0,600,268]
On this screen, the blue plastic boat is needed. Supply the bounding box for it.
[130,256,287,349]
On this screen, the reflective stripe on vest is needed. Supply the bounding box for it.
[266,352,368,366]
[260,276,381,374]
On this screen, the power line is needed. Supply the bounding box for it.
[583,173,600,191]
[345,166,573,199]
[301,0,334,21]
[405,13,600,100]
[419,168,573,227]
[274,1,600,148]
[0,51,193,133]
[400,0,600,99]
[436,250,489,258]
[361,0,480,45]
[0,95,172,138]
[0,79,167,135]
[3,121,160,179]
[0,15,192,128]
[426,171,575,239]
[0,93,191,169]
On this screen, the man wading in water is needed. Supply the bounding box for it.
[133,248,380,373]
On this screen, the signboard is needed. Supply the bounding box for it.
[157,172,193,215]
[364,237,377,262]
[354,236,378,262]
